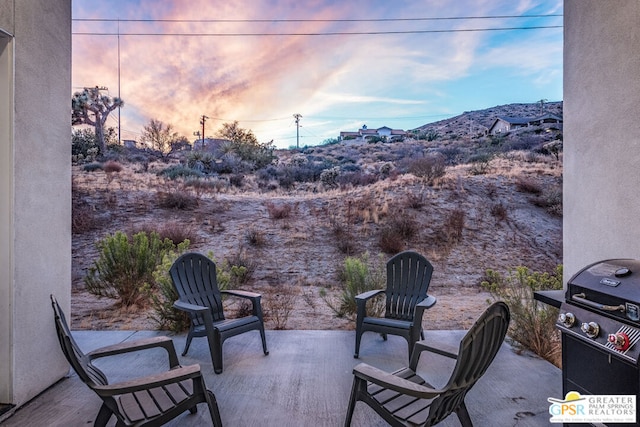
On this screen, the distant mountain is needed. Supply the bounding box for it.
[413,101,563,139]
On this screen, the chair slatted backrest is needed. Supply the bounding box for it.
[50,295,108,387]
[170,253,225,326]
[385,251,434,321]
[426,301,510,425]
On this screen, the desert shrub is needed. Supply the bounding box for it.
[320,167,340,189]
[490,202,508,222]
[531,187,563,217]
[186,151,216,173]
[131,221,198,245]
[228,173,244,188]
[516,176,543,195]
[390,216,418,239]
[72,199,100,234]
[85,231,179,307]
[324,252,386,318]
[404,193,425,209]
[158,165,204,180]
[407,154,446,184]
[245,227,267,247]
[184,177,227,193]
[337,171,378,188]
[223,250,256,288]
[102,160,123,174]
[265,201,292,219]
[444,208,465,242]
[481,265,563,365]
[436,146,462,165]
[263,284,300,330]
[467,153,493,175]
[83,162,103,172]
[157,191,199,210]
[72,128,100,164]
[331,220,357,255]
[377,227,405,254]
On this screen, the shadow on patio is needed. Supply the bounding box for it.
[1,329,560,426]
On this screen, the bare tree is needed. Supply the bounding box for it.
[141,119,178,156]
[72,86,123,155]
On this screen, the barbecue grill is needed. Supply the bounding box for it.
[538,259,640,426]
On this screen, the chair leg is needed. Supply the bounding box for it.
[93,404,112,427]
[206,329,224,374]
[206,390,224,427]
[381,333,387,341]
[183,332,194,356]
[456,401,473,427]
[354,329,362,358]
[344,377,361,427]
[260,325,269,355]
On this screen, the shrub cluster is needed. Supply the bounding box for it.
[407,154,446,184]
[324,252,386,319]
[481,265,563,365]
[85,231,181,307]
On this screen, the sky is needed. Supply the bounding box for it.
[72,0,563,149]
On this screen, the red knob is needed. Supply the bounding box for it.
[608,332,630,351]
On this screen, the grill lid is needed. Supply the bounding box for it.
[567,259,640,323]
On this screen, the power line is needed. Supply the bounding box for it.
[72,25,562,37]
[72,14,562,24]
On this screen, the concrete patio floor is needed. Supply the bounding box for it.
[1,329,560,426]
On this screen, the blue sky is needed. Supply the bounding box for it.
[72,0,563,148]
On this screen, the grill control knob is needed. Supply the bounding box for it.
[581,322,600,338]
[608,332,631,351]
[559,312,576,327]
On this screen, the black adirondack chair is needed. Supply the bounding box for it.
[345,301,511,427]
[170,252,268,374]
[50,295,222,427]
[354,250,436,360]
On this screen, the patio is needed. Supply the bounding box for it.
[1,329,560,426]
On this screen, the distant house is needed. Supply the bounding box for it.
[489,113,563,135]
[123,139,137,149]
[193,138,230,152]
[339,124,407,141]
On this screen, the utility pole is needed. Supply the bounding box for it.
[117,19,121,144]
[200,115,209,146]
[293,113,302,148]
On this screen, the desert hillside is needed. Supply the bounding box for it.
[72,102,563,331]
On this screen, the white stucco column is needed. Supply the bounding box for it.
[563,1,640,282]
[0,0,71,407]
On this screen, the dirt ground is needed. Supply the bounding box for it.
[71,155,562,333]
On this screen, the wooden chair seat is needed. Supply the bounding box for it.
[50,295,223,426]
[170,253,269,374]
[355,251,436,361]
[345,301,511,427]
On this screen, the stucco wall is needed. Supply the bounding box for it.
[0,0,71,406]
[564,1,640,281]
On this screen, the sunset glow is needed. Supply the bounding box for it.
[72,0,563,148]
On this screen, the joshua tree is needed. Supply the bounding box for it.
[72,86,123,155]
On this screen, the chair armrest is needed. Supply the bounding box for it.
[416,295,437,310]
[222,289,265,319]
[92,364,203,397]
[353,363,441,399]
[173,300,209,314]
[355,289,385,301]
[409,339,458,370]
[222,289,260,299]
[87,336,180,368]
